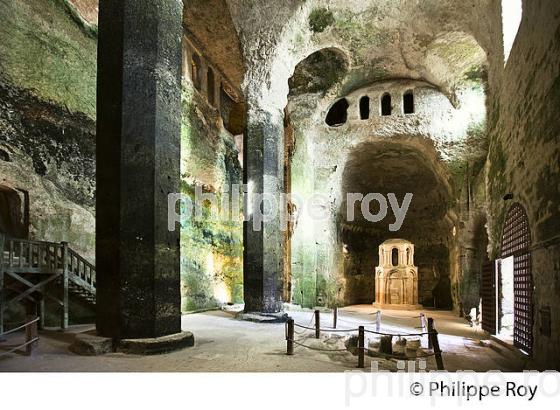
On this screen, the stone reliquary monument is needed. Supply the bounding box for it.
[373,239,421,309]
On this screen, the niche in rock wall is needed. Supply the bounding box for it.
[403,90,414,114]
[326,98,349,127]
[191,53,202,91]
[0,186,28,238]
[360,96,370,120]
[381,93,392,116]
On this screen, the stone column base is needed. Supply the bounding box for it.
[236,311,289,323]
[118,331,195,355]
[70,331,195,356]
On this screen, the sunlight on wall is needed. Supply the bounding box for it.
[502,0,523,64]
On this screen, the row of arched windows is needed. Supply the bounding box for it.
[326,90,415,126]
[363,90,415,119]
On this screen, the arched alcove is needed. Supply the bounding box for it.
[0,185,28,239]
[191,53,202,91]
[403,90,414,114]
[339,139,454,306]
[325,98,349,127]
[360,96,370,119]
[289,47,349,96]
[391,248,399,266]
[381,93,392,116]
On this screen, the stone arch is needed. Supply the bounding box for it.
[339,138,454,306]
[289,47,350,96]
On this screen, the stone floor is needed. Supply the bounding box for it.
[0,305,529,372]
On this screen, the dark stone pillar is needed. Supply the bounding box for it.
[243,106,285,313]
[96,0,183,339]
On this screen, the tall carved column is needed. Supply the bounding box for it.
[243,104,285,313]
[96,0,189,344]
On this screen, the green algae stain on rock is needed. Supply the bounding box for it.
[179,84,244,311]
[309,8,335,33]
[0,0,97,119]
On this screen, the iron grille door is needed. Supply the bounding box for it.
[481,260,497,334]
[501,203,533,355]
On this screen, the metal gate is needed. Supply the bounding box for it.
[481,260,497,334]
[501,203,533,355]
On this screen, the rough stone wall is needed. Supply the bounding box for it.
[0,0,97,259]
[179,81,244,311]
[484,0,560,369]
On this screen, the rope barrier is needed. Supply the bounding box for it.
[294,323,359,333]
[373,313,424,319]
[288,337,438,360]
[0,317,39,337]
[0,337,39,358]
[292,313,316,335]
[337,317,379,326]
[285,312,445,370]
[363,328,433,337]
[292,320,432,337]
[368,350,438,360]
[291,340,350,353]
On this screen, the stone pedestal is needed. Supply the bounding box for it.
[95,0,186,342]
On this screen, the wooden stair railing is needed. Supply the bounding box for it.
[0,234,96,334]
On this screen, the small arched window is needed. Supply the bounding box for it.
[359,96,370,120]
[391,248,399,266]
[191,54,202,91]
[403,90,414,114]
[381,93,392,116]
[325,98,349,127]
[207,67,216,106]
[406,247,411,265]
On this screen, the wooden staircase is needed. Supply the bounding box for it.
[0,234,96,333]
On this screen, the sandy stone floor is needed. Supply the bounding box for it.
[0,305,528,372]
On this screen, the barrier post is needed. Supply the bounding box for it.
[427,317,434,349]
[315,310,320,339]
[376,310,381,332]
[420,313,427,348]
[286,318,294,355]
[333,306,338,329]
[420,313,426,332]
[25,316,38,356]
[428,324,444,370]
[61,241,69,330]
[358,326,365,368]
